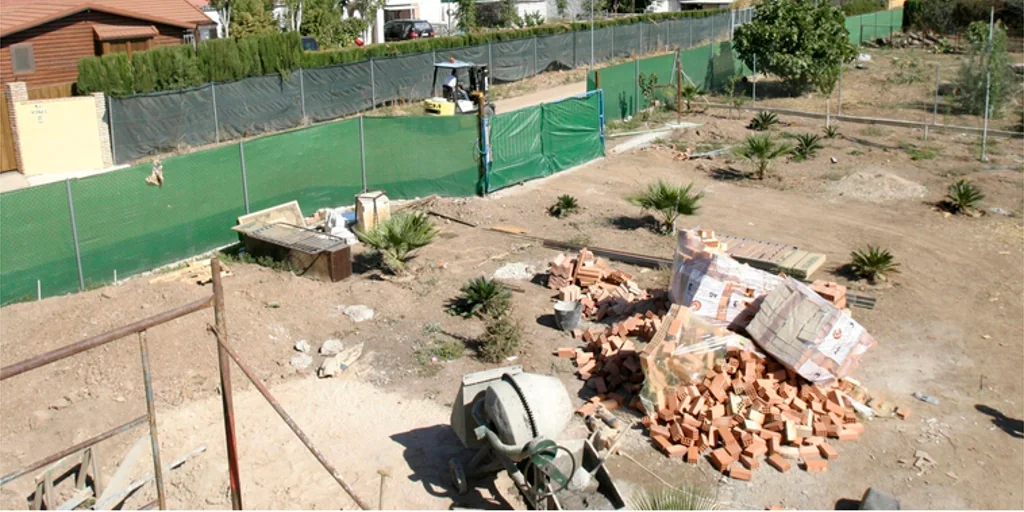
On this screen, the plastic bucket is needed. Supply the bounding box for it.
[553,300,583,332]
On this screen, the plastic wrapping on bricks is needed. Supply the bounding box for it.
[363,116,480,199]
[302,62,375,123]
[242,119,364,215]
[70,145,245,289]
[0,182,81,304]
[214,72,303,141]
[108,85,217,164]
[372,53,435,105]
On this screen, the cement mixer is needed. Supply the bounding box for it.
[448,366,625,510]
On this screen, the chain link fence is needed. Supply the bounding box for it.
[0,92,602,305]
[108,10,747,164]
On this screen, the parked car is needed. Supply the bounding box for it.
[383,20,435,41]
[301,36,319,51]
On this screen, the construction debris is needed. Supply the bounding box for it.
[289,353,313,371]
[148,259,231,285]
[343,305,375,323]
[319,339,344,356]
[318,342,365,378]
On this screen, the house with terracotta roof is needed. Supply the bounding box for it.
[0,0,218,87]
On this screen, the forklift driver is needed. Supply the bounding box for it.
[442,70,469,101]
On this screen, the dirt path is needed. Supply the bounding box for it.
[495,81,587,113]
[3,111,1021,510]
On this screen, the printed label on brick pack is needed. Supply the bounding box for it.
[816,314,864,365]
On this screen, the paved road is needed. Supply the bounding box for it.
[494,81,587,113]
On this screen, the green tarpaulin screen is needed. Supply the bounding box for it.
[0,182,80,304]
[364,115,481,199]
[487,91,603,192]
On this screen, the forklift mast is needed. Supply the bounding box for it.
[470,65,490,97]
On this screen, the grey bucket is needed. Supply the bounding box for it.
[553,300,583,332]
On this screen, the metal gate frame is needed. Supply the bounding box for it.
[0,258,371,510]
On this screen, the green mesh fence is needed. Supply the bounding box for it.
[71,145,246,289]
[244,119,363,215]
[0,182,80,304]
[364,116,481,199]
[588,53,676,121]
[847,9,903,45]
[488,91,604,192]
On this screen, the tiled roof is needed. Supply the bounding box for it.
[1,0,213,37]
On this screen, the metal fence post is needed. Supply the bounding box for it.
[640,23,644,55]
[980,7,994,161]
[239,142,250,214]
[689,18,693,48]
[710,13,714,42]
[932,63,940,127]
[65,179,85,292]
[137,331,167,511]
[211,83,220,144]
[837,64,843,116]
[211,258,243,511]
[533,36,538,77]
[752,54,757,103]
[488,42,493,74]
[370,59,376,110]
[298,68,307,122]
[611,23,615,58]
[359,116,367,192]
[634,58,640,116]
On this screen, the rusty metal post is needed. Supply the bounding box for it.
[138,331,167,510]
[213,334,372,510]
[211,257,243,510]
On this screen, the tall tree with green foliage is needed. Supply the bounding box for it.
[956,20,1013,118]
[733,0,856,94]
[456,0,477,30]
[210,0,233,38]
[198,38,248,82]
[283,0,304,31]
[301,0,355,47]
[348,0,387,43]
[498,0,521,27]
[231,0,278,38]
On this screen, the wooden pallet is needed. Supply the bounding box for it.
[715,233,826,279]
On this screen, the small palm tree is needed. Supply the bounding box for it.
[626,181,704,234]
[823,124,840,139]
[748,111,779,131]
[631,486,719,510]
[737,134,792,179]
[945,179,985,214]
[791,133,824,161]
[679,83,706,113]
[548,194,580,218]
[355,212,439,273]
[448,277,512,318]
[849,246,900,283]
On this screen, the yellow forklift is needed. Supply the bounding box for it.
[424,59,496,116]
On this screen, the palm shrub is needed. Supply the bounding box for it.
[945,179,985,214]
[448,277,512,318]
[737,134,792,179]
[355,212,439,273]
[849,246,900,283]
[791,133,823,161]
[823,124,839,139]
[548,195,580,218]
[748,111,779,131]
[630,486,719,510]
[679,82,706,113]
[625,181,704,234]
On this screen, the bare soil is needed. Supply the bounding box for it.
[2,101,1023,509]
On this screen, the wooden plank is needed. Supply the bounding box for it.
[0,90,16,172]
[95,436,148,508]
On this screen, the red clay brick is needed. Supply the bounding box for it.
[818,443,839,460]
[686,445,700,464]
[729,466,753,481]
[767,454,791,473]
[896,407,911,420]
[710,448,734,472]
[804,459,829,473]
[740,454,759,470]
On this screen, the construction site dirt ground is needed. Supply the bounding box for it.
[2,106,1022,510]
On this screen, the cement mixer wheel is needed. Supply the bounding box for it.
[449,457,469,495]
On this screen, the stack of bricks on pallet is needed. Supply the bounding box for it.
[639,310,869,480]
[548,249,662,321]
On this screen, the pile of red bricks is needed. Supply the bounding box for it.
[811,280,848,309]
[550,249,669,409]
[639,338,870,480]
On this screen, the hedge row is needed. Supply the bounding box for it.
[300,8,729,68]
[78,9,728,94]
[77,32,301,96]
